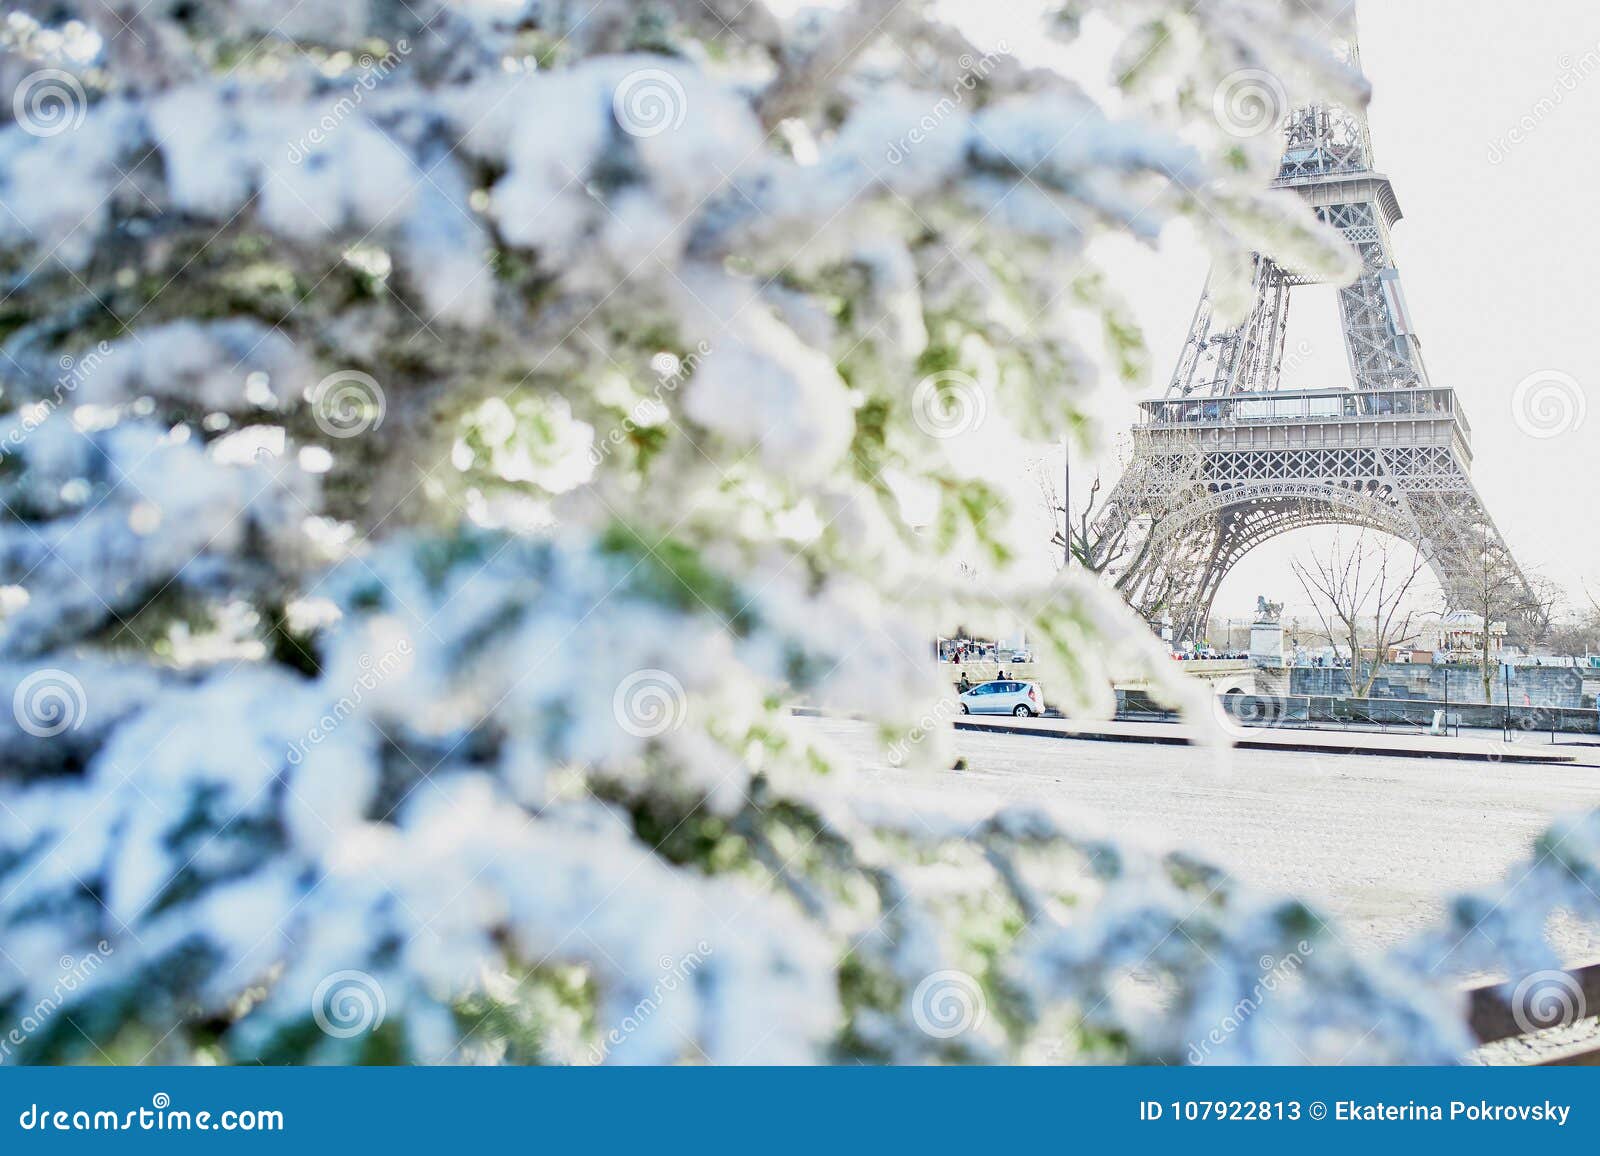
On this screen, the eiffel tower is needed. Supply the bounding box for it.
[1098,41,1542,645]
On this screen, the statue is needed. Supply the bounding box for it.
[1250,596,1286,669]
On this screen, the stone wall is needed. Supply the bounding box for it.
[1289,663,1593,708]
[1223,693,1600,735]
[943,661,1039,689]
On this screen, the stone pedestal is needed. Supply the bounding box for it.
[1249,620,1284,668]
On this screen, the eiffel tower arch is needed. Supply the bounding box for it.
[1099,42,1542,645]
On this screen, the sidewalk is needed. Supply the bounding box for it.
[954,714,1584,764]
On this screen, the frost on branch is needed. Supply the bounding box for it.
[0,0,1580,1065]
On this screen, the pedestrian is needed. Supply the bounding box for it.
[959,672,971,693]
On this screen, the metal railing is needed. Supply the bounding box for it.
[1139,387,1461,430]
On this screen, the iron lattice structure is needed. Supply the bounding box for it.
[1099,46,1541,644]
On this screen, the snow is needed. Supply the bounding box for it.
[2,0,1585,1067]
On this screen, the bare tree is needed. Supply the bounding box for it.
[1459,526,1555,700]
[1043,469,1144,577]
[1541,604,1600,659]
[1040,433,1205,585]
[1292,530,1429,698]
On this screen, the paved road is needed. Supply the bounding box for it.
[955,712,1583,764]
[807,717,1600,963]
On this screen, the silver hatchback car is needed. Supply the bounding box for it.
[959,679,1043,716]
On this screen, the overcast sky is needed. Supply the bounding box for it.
[943,0,1600,624]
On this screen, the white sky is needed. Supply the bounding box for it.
[943,0,1600,622]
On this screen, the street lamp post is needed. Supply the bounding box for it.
[1503,661,1512,741]
[1062,437,1071,570]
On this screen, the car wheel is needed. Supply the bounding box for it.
[1013,705,1033,717]
[960,703,970,714]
